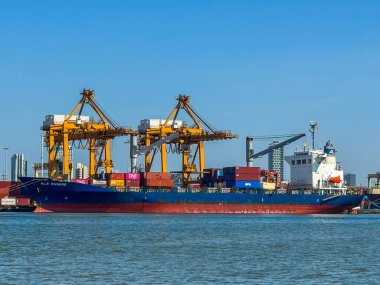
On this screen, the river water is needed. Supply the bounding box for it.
[0,213,379,284]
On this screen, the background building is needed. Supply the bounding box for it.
[75,163,89,179]
[268,141,284,181]
[344,173,356,187]
[11,153,27,181]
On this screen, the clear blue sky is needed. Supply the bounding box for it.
[0,0,379,185]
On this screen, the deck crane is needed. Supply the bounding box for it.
[43,89,137,178]
[138,95,237,183]
[246,133,306,166]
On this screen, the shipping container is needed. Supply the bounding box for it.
[125,180,141,187]
[225,180,261,189]
[138,119,184,132]
[262,182,276,190]
[125,173,141,181]
[143,179,174,187]
[108,180,125,187]
[90,179,107,186]
[224,173,261,181]
[213,169,223,179]
[16,198,31,206]
[142,172,171,180]
[223,166,261,175]
[1,197,17,206]
[187,184,201,190]
[42,114,91,130]
[105,173,125,180]
[72,178,89,185]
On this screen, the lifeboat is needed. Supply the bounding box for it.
[329,176,341,183]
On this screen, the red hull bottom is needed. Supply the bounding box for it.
[34,203,355,214]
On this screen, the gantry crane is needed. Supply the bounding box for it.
[43,89,137,178]
[138,95,237,183]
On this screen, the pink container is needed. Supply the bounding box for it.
[72,178,89,185]
[125,173,141,181]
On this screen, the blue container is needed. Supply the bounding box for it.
[202,176,211,185]
[226,180,261,189]
[223,167,235,175]
[213,169,223,179]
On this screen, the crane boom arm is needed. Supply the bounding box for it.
[133,133,181,156]
[252,133,306,159]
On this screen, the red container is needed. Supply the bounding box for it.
[72,178,89,184]
[143,179,174,187]
[125,173,141,181]
[224,166,260,174]
[188,183,201,190]
[105,173,125,180]
[234,167,260,174]
[224,173,260,181]
[235,173,261,180]
[16,198,31,206]
[125,180,141,187]
[143,172,171,180]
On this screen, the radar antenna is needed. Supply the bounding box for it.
[309,121,318,150]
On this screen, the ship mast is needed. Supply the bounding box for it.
[309,121,318,150]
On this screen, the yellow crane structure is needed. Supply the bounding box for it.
[139,95,237,183]
[43,89,137,178]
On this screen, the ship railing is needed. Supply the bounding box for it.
[318,187,347,196]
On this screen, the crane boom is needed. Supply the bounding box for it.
[251,133,306,159]
[134,133,181,156]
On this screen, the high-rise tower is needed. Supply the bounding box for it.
[268,141,284,181]
[11,154,27,181]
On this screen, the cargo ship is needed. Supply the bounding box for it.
[19,176,363,214]
[20,147,364,214]
[19,91,364,214]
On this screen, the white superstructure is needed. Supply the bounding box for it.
[285,141,346,193]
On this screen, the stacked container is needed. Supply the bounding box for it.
[141,172,174,188]
[106,173,125,187]
[202,168,222,187]
[124,172,141,187]
[223,166,261,189]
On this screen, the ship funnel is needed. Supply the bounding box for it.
[324,140,335,156]
[246,137,253,167]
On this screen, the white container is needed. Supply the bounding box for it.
[1,197,17,206]
[91,179,107,186]
[138,119,184,132]
[42,114,91,129]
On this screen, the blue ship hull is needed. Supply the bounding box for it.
[20,177,364,214]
